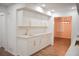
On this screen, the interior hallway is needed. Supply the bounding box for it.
[32,38,71,56]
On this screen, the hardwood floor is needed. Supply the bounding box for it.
[32,38,71,56]
[0,47,13,56]
[0,38,71,56]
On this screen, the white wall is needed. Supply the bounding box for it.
[51,8,79,55]
[65,11,79,56]
[6,4,26,55]
[0,6,8,49]
[0,13,3,47]
[48,8,79,46]
[52,9,78,45]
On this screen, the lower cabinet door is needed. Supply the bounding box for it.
[16,35,51,56]
[34,37,40,52]
[28,38,36,55]
[17,38,28,56]
[40,35,50,49]
[28,38,40,55]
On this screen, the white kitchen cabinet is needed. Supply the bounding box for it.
[17,10,24,26]
[16,8,50,27]
[16,33,51,56]
[16,37,40,56]
[27,37,40,55]
[39,34,51,50]
[16,10,30,26]
[0,13,7,49]
[16,7,51,56]
[16,37,29,56]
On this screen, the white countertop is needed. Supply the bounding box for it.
[16,32,52,39]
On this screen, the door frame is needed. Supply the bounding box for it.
[53,16,72,50]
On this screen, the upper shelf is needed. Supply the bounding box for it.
[16,25,48,28]
[17,7,51,17]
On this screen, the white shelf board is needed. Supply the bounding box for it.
[16,25,48,28]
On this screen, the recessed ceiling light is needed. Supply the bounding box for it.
[51,10,55,12]
[35,6,43,13]
[41,4,46,7]
[47,11,52,16]
[72,7,76,9]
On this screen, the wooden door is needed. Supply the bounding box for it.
[54,16,72,39]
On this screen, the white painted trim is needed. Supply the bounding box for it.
[65,44,72,56]
[5,49,16,56]
[17,32,52,39]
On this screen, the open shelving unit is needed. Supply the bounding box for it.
[16,7,50,27]
[16,7,51,35]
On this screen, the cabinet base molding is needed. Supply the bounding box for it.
[31,44,51,56]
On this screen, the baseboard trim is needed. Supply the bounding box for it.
[54,37,71,39]
[31,44,51,56]
[5,49,15,56]
[65,44,72,56]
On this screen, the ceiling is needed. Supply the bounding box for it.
[0,3,14,7]
[25,3,76,12]
[0,3,77,12]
